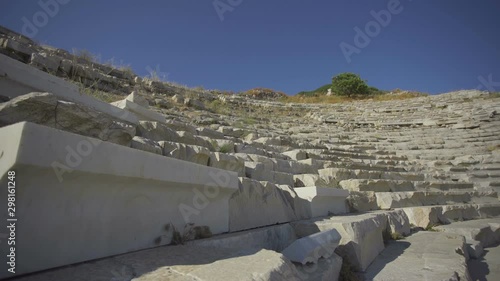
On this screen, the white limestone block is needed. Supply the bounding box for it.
[294,187,349,217]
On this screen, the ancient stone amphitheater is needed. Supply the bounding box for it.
[0,26,499,281]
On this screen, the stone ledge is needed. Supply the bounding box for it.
[0,122,239,278]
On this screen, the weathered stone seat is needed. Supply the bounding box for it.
[0,122,239,278]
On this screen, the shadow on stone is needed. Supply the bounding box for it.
[468,242,500,281]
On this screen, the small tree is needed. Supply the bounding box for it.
[331,73,369,97]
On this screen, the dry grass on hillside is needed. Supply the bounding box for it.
[281,92,426,104]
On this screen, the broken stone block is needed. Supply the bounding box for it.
[385,209,411,236]
[282,229,341,265]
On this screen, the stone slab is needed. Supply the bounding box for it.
[8,245,302,281]
[189,223,297,253]
[0,92,136,146]
[0,122,238,278]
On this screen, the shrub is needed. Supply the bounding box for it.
[331,73,369,97]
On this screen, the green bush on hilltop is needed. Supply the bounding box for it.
[331,72,369,97]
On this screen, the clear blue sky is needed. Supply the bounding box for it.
[1,0,499,95]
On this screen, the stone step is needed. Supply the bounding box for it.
[401,203,500,228]
[364,232,470,281]
[339,179,474,192]
[322,161,409,172]
[189,223,297,252]
[9,244,301,281]
[376,191,499,209]
[471,170,500,179]
[319,168,426,186]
